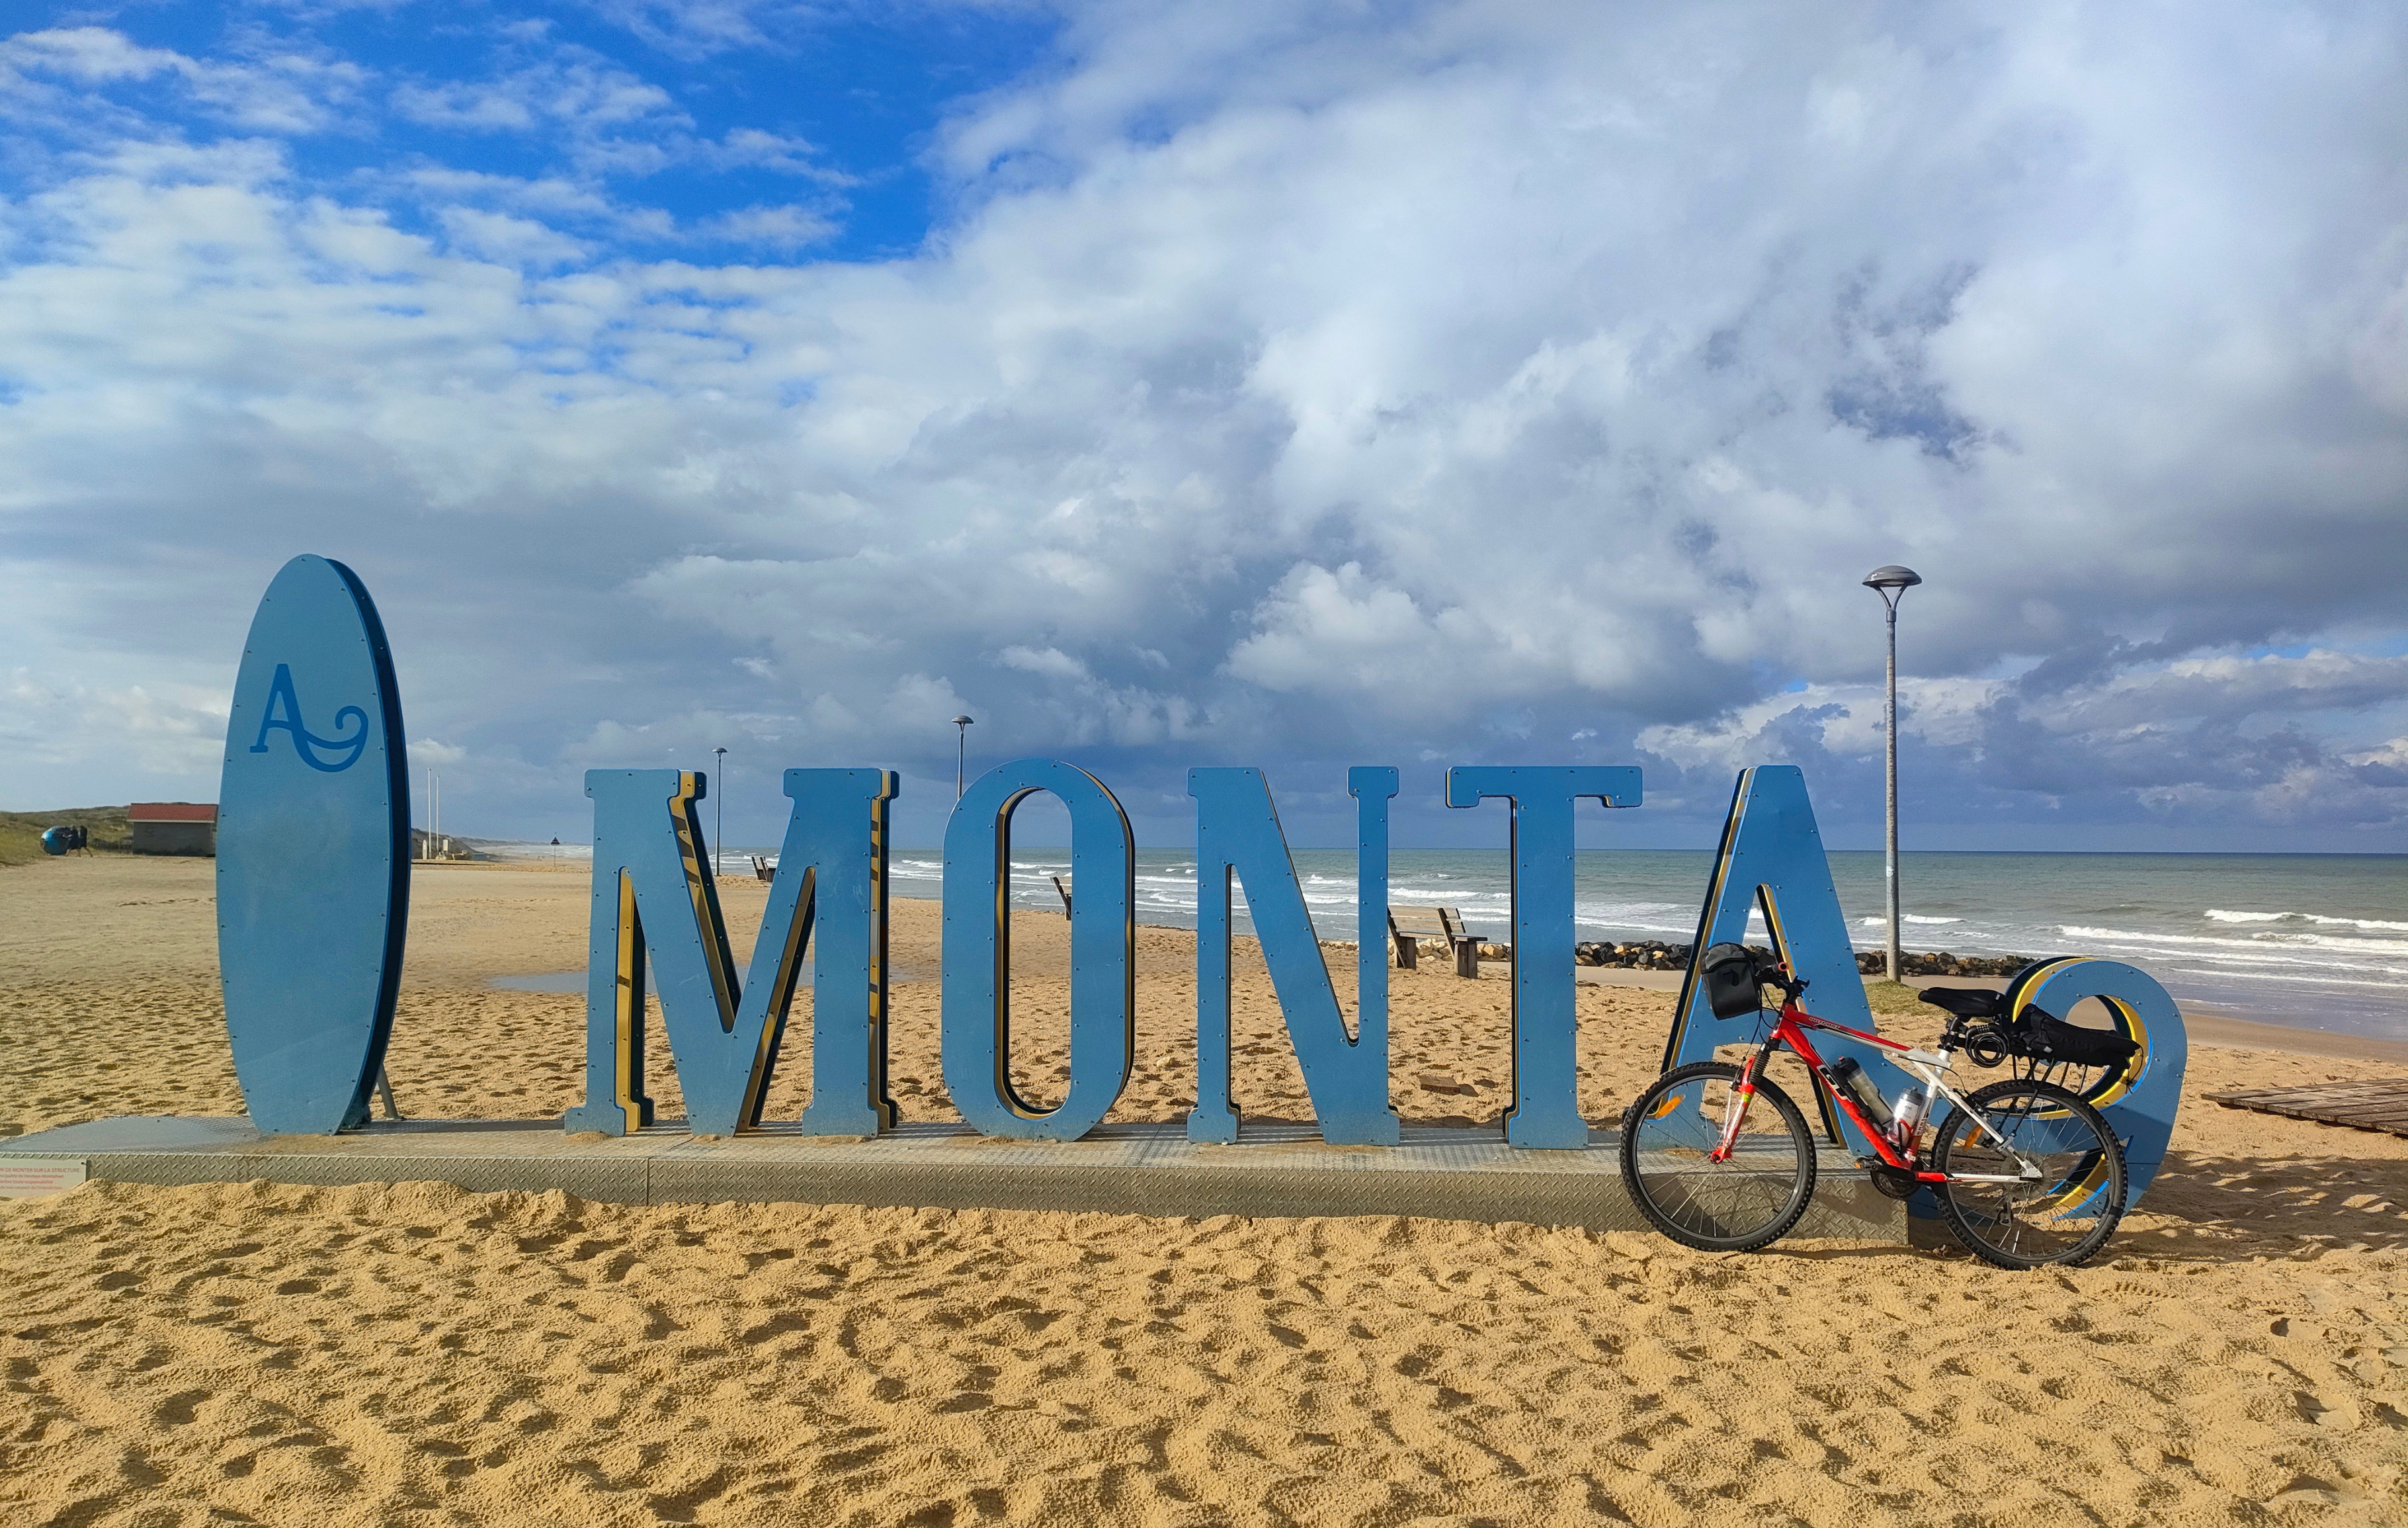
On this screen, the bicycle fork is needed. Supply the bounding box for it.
[1706,1037,1783,1164]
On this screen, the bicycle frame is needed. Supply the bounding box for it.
[1708,996,2041,1185]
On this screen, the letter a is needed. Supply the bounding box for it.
[1660,767,1886,1153]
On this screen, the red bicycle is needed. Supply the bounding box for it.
[1618,946,2130,1268]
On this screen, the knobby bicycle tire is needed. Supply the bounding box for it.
[1620,1061,1817,1252]
[1933,1078,2127,1269]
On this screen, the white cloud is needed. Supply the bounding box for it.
[2,5,2405,848]
[703,129,856,186]
[392,57,681,137]
[435,207,587,267]
[2,27,188,85]
[1638,650,2408,830]
[1,668,226,776]
[390,80,535,131]
[999,646,1091,681]
[1225,563,1491,714]
[1,26,365,134]
[408,738,468,767]
[2033,652,2408,734]
[696,204,838,250]
[1636,675,2005,773]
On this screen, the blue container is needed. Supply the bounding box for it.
[40,826,69,856]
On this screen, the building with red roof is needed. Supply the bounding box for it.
[127,802,217,857]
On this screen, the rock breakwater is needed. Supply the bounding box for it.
[1569,941,2033,978]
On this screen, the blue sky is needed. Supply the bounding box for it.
[2,1,2405,853]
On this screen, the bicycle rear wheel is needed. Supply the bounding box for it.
[1933,1078,2127,1269]
[1620,1061,1817,1252]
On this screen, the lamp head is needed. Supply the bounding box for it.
[1862,565,1922,592]
[952,714,974,728]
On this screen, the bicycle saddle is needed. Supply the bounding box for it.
[1917,986,2005,1019]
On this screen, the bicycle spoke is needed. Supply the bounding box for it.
[1622,1064,1815,1251]
[1936,1080,2126,1269]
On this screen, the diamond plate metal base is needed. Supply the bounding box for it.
[1,1116,1905,1240]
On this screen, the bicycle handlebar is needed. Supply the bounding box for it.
[1761,963,1807,1000]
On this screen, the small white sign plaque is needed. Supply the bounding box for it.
[0,1159,89,1199]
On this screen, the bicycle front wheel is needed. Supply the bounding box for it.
[1933,1078,2127,1269]
[1620,1061,1817,1252]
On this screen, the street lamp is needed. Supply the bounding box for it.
[712,745,727,879]
[1862,565,1922,984]
[951,716,974,798]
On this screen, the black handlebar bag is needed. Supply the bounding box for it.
[1700,943,1768,1019]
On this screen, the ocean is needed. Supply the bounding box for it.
[875,848,2408,1042]
[491,840,2407,1042]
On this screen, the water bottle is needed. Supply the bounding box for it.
[1889,1087,1925,1146]
[1891,1087,1925,1133]
[1827,1056,1891,1129]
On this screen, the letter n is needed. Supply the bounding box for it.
[1186,767,1401,1146]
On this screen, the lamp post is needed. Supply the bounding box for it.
[951,716,974,798]
[1862,565,1922,984]
[712,745,727,880]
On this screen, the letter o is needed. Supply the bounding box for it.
[2001,957,2189,1205]
[940,759,1136,1140]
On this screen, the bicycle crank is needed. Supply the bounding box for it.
[1866,1164,1922,1200]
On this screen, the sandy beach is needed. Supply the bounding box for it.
[4,855,2405,1524]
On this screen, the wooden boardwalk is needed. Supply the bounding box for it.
[2207,1082,2408,1139]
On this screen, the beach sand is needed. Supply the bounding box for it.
[3,855,2405,1524]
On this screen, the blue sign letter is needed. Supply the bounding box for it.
[940,759,1136,1141]
[248,661,369,773]
[1445,765,1643,1148]
[566,767,900,1138]
[1186,766,1401,1146]
[791,769,904,1138]
[1999,958,2187,1205]
[1661,767,1890,1153]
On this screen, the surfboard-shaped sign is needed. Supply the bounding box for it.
[218,556,411,1134]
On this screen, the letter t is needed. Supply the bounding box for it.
[1444,766,1641,1149]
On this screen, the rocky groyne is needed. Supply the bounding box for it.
[1571,940,2032,978]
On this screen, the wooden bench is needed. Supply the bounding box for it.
[1388,906,1481,976]
[751,855,776,883]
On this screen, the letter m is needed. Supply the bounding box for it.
[565,767,899,1137]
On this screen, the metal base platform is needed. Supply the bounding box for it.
[0,1116,1904,1240]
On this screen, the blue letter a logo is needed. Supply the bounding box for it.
[249,662,370,773]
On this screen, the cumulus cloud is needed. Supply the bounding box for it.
[407,738,467,768]
[3,668,226,777]
[1639,650,2408,832]
[1,2,2405,850]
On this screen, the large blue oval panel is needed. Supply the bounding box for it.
[218,555,411,1134]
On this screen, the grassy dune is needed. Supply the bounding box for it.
[0,805,136,867]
